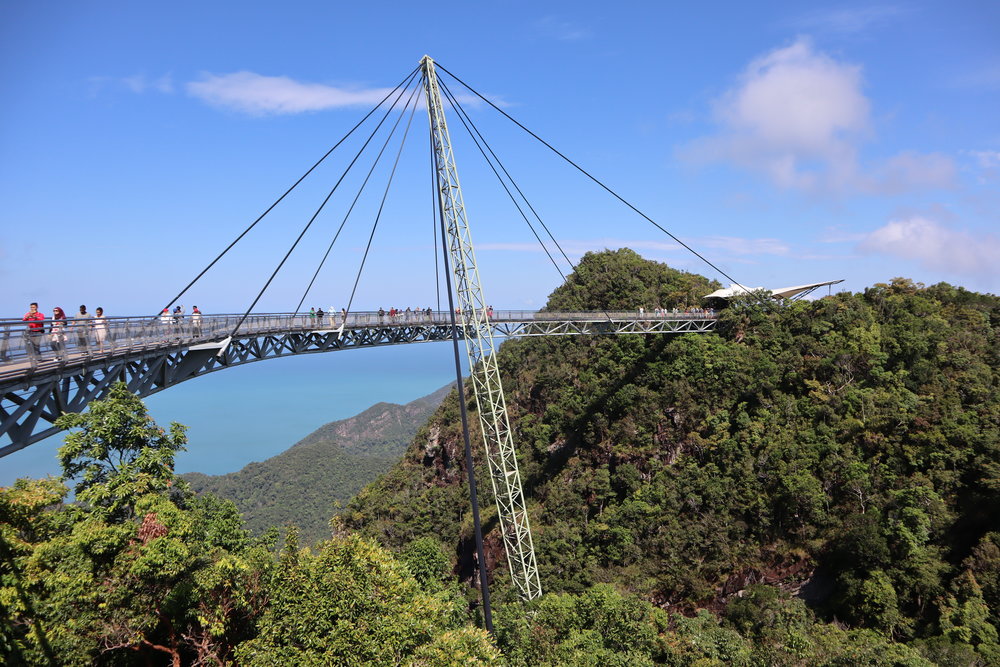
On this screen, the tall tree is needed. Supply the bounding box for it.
[56,382,188,522]
[2,384,269,665]
[237,531,500,665]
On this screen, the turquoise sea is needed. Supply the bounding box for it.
[1,343,464,487]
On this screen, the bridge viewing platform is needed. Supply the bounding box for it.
[0,310,716,457]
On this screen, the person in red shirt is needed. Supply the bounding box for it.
[22,302,45,355]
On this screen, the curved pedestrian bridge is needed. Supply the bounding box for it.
[0,310,716,457]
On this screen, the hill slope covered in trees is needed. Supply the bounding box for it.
[5,248,999,664]
[342,248,1000,664]
[1,384,499,664]
[184,383,452,545]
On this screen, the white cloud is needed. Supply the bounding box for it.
[478,235,790,258]
[89,73,174,96]
[865,150,956,194]
[478,238,681,254]
[788,6,907,34]
[681,38,956,194]
[533,16,590,41]
[967,149,1000,169]
[184,71,492,115]
[122,73,174,94]
[186,72,395,115]
[700,236,790,255]
[859,217,1000,276]
[953,61,1000,91]
[965,149,1000,184]
[682,38,869,191]
[122,75,145,93]
[820,229,867,243]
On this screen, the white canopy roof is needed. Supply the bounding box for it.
[705,279,844,300]
[704,284,761,299]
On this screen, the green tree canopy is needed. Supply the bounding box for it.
[56,382,187,522]
[236,531,499,665]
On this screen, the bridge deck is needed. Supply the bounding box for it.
[0,310,716,457]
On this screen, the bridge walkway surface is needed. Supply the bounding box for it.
[0,310,716,457]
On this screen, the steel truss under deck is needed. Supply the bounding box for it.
[0,314,715,458]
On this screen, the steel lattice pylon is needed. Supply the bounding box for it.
[421,56,542,600]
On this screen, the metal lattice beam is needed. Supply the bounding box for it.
[421,56,543,601]
[0,312,715,458]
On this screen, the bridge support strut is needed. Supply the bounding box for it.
[421,56,542,601]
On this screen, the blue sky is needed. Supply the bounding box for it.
[2,1,999,320]
[2,1,999,483]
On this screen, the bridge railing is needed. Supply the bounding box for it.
[0,309,717,380]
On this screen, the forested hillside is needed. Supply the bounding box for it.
[1,384,499,665]
[342,248,1000,664]
[184,383,451,545]
[4,248,999,665]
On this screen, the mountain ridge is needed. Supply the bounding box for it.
[183,381,454,544]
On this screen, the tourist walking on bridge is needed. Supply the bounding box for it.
[75,305,92,350]
[49,307,67,359]
[191,306,202,336]
[22,302,45,356]
[93,307,108,352]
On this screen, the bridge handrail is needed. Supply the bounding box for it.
[0,310,717,380]
[0,309,717,325]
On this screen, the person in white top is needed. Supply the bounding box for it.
[93,307,109,351]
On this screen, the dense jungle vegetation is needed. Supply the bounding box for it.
[342,249,1000,665]
[3,248,999,665]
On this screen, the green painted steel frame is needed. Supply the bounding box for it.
[421,56,543,601]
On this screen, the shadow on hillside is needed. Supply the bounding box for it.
[524,333,675,492]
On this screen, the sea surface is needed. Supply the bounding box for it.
[1,343,464,487]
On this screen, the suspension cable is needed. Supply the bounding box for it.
[434,62,748,292]
[437,78,569,285]
[439,79,619,323]
[230,71,420,336]
[293,80,424,314]
[345,81,422,314]
[158,65,420,317]
[429,124,442,312]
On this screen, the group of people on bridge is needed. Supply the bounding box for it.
[8,302,206,363]
[159,305,203,330]
[637,305,715,318]
[18,303,109,358]
[308,307,348,327]
[377,307,435,324]
[306,306,445,326]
